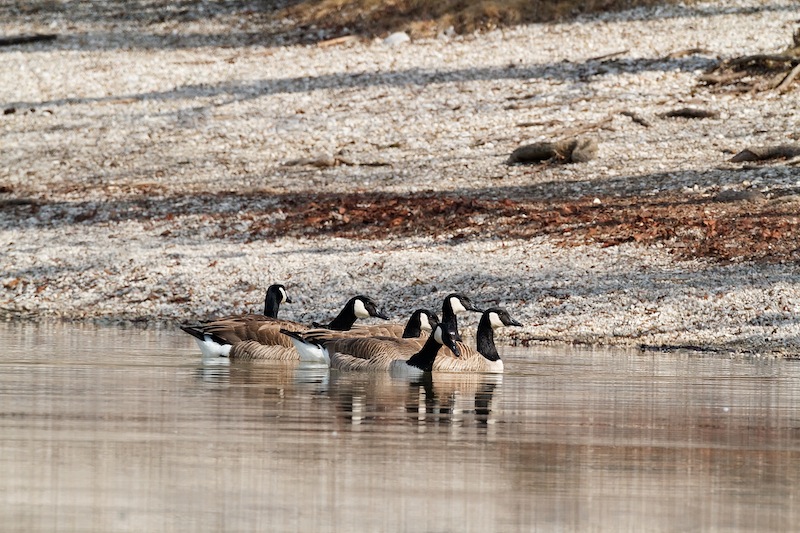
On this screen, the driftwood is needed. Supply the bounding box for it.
[663,47,714,60]
[0,34,56,47]
[508,138,598,165]
[317,35,360,48]
[620,110,651,127]
[658,107,719,119]
[701,27,800,92]
[729,144,800,163]
[587,49,629,62]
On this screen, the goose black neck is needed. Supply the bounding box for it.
[402,312,423,338]
[476,314,501,361]
[406,333,442,372]
[326,303,358,331]
[264,291,280,318]
[441,307,462,342]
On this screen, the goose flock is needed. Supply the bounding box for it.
[181,284,522,375]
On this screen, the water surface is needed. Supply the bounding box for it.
[2,322,800,532]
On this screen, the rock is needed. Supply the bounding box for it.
[569,138,599,163]
[383,32,410,46]
[508,137,598,164]
[507,142,556,164]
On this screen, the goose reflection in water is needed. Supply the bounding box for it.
[328,371,503,431]
[194,360,331,396]
[193,359,501,433]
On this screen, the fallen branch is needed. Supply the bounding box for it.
[0,34,56,46]
[776,62,800,92]
[698,71,748,85]
[659,107,719,119]
[620,110,651,127]
[724,53,799,69]
[556,116,614,137]
[588,49,629,62]
[700,27,800,93]
[729,144,800,163]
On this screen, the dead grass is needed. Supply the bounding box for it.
[281,0,683,37]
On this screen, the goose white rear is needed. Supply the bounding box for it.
[284,332,331,365]
[193,334,233,359]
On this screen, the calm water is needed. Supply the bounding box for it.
[2,322,800,532]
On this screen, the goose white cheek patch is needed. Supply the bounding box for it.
[419,314,432,331]
[354,299,370,318]
[489,312,504,329]
[450,297,467,313]
[279,287,288,303]
[433,326,444,345]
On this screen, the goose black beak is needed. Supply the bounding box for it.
[467,302,484,313]
[508,318,523,327]
[374,310,390,320]
[445,334,461,358]
[286,297,293,304]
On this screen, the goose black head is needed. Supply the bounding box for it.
[351,295,390,320]
[416,309,440,332]
[485,307,523,329]
[433,324,461,358]
[264,284,292,318]
[444,293,484,314]
[402,309,440,338]
[272,284,292,304]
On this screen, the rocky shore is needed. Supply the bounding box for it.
[2,0,800,354]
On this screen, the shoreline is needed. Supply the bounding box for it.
[2,0,799,355]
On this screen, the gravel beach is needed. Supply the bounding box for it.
[2,0,800,354]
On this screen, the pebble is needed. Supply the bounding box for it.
[382,32,410,46]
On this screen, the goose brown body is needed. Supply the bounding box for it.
[284,324,460,373]
[182,295,388,361]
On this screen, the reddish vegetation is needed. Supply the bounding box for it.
[7,188,799,263]
[236,191,800,263]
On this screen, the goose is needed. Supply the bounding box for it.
[325,308,439,339]
[256,283,291,318]
[432,307,522,373]
[213,283,292,321]
[180,295,389,361]
[440,293,483,342]
[282,323,460,376]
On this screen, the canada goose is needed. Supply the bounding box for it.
[282,323,460,376]
[432,307,522,373]
[440,293,483,342]
[180,295,389,361]
[259,283,292,318]
[328,308,439,339]
[213,283,292,321]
